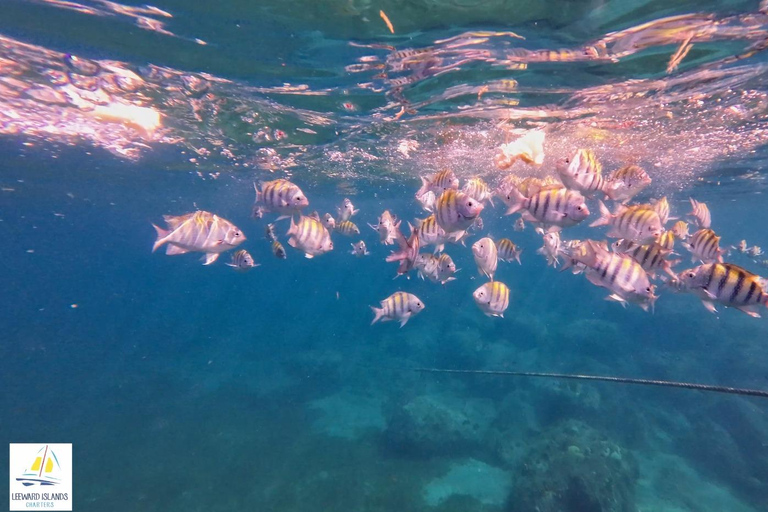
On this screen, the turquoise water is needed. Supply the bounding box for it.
[4,1,768,511]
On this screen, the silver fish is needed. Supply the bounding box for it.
[536,231,561,267]
[462,178,494,206]
[611,239,678,279]
[415,214,449,253]
[350,240,369,257]
[435,189,484,233]
[368,210,399,245]
[683,228,725,264]
[590,201,662,244]
[336,198,359,222]
[472,237,498,280]
[414,253,441,283]
[606,165,651,203]
[416,169,459,198]
[371,291,425,327]
[323,213,336,231]
[677,263,768,317]
[688,198,711,229]
[152,211,245,265]
[506,187,589,230]
[472,281,511,317]
[226,249,259,271]
[253,179,309,219]
[437,253,458,284]
[286,215,333,258]
[555,149,610,198]
[416,190,437,213]
[651,197,674,226]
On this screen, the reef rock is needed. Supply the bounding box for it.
[511,420,638,512]
[384,393,496,456]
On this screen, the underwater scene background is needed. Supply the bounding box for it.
[4,0,768,511]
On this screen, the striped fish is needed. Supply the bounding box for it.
[265,223,277,242]
[368,210,399,245]
[536,231,561,267]
[651,197,673,226]
[253,179,309,219]
[416,169,459,198]
[497,238,523,264]
[286,215,333,258]
[272,240,287,259]
[678,263,768,317]
[688,198,711,228]
[350,241,369,257]
[495,174,521,206]
[370,291,425,327]
[569,240,657,311]
[152,211,245,265]
[336,220,360,236]
[611,239,678,279]
[462,177,494,206]
[671,220,690,240]
[435,189,484,233]
[516,176,563,198]
[385,223,420,276]
[472,237,498,280]
[494,129,545,169]
[555,149,610,198]
[590,201,662,244]
[415,214,449,253]
[336,198,359,222]
[437,253,458,284]
[472,281,511,317]
[414,253,441,283]
[658,231,675,251]
[416,190,436,212]
[226,249,259,271]
[606,165,651,203]
[505,186,589,230]
[683,228,725,263]
[323,213,336,231]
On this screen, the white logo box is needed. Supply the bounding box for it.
[9,444,72,511]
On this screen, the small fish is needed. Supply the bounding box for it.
[336,220,361,236]
[748,246,764,258]
[414,253,441,283]
[152,211,245,265]
[513,217,526,232]
[651,197,674,226]
[253,179,309,219]
[683,228,725,264]
[286,215,333,258]
[567,240,657,311]
[350,240,370,257]
[416,169,459,198]
[272,240,287,259]
[472,237,498,280]
[385,223,420,276]
[336,198,359,222]
[671,221,690,240]
[370,291,425,327]
[416,190,437,212]
[265,223,277,242]
[251,206,265,219]
[497,238,523,264]
[226,249,260,271]
[611,239,678,279]
[472,216,484,232]
[733,240,749,254]
[323,213,336,231]
[495,174,521,205]
[473,281,511,317]
[462,177,494,206]
[555,149,610,198]
[677,263,768,317]
[536,231,561,267]
[658,231,675,251]
[368,210,399,245]
[435,189,484,233]
[506,187,589,230]
[606,165,651,203]
[415,214,449,253]
[494,129,545,169]
[437,253,458,284]
[590,201,662,244]
[688,198,711,228]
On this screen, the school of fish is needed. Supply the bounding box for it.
[151,130,768,325]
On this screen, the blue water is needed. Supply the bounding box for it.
[4,1,768,511]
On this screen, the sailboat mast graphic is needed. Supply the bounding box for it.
[39,445,48,478]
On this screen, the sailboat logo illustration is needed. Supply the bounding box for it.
[16,445,62,486]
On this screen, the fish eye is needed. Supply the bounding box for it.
[687,272,695,278]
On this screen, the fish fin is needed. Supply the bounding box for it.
[606,294,628,307]
[225,263,237,268]
[353,209,360,216]
[367,222,378,232]
[589,200,612,228]
[203,253,219,265]
[701,300,718,314]
[287,217,298,237]
[736,306,761,318]
[165,244,190,255]
[304,253,314,259]
[434,244,444,254]
[370,306,385,325]
[701,287,718,300]
[415,176,431,198]
[253,182,261,202]
[276,215,291,221]
[151,224,170,252]
[399,313,412,328]
[287,237,298,248]
[515,250,523,265]
[585,270,604,287]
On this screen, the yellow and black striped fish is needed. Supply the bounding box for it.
[226,249,259,271]
[286,215,333,258]
[658,231,675,251]
[683,228,725,264]
[254,179,309,218]
[416,169,459,198]
[152,210,245,265]
[506,186,589,229]
[472,281,511,317]
[497,238,523,264]
[462,177,494,205]
[472,237,498,280]
[671,220,690,240]
[272,240,287,259]
[435,189,484,233]
[336,220,361,236]
[611,239,677,279]
[437,253,458,284]
[415,214,448,252]
[556,149,609,198]
[688,198,711,228]
[591,201,662,244]
[678,263,768,317]
[651,196,673,226]
[606,165,652,203]
[370,291,425,327]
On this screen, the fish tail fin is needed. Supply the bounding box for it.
[514,249,523,265]
[253,182,262,202]
[589,200,612,228]
[504,186,525,215]
[152,223,170,252]
[415,176,431,198]
[370,306,385,325]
